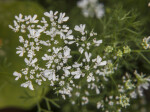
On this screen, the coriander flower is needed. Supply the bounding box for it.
[13,72,22,80]
[74,24,86,35]
[10,10,109,109]
[77,0,105,19]
[21,81,34,90]
[16,46,25,57]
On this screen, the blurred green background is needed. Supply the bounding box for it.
[0,0,150,112]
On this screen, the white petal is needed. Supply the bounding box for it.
[28,81,34,90]
[100,61,107,66]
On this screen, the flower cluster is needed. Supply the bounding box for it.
[9,11,107,101]
[9,10,150,111]
[9,11,75,91]
[142,36,150,49]
[77,0,105,19]
[116,71,150,108]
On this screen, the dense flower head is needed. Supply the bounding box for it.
[9,10,108,102]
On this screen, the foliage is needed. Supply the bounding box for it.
[0,0,150,112]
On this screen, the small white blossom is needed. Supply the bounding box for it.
[29,15,39,23]
[79,47,84,54]
[71,68,82,79]
[87,73,95,82]
[15,14,24,22]
[13,72,22,80]
[93,38,102,46]
[43,70,56,81]
[21,81,34,90]
[97,101,102,109]
[85,52,92,62]
[74,24,86,35]
[24,58,37,66]
[58,13,69,24]
[16,46,25,57]
[77,0,105,19]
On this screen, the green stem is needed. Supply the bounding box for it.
[37,102,42,112]
[110,75,118,92]
[77,54,83,63]
[132,50,150,52]
[45,98,51,111]
[44,97,60,108]
[138,52,150,64]
[113,58,119,66]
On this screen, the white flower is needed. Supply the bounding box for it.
[43,70,56,81]
[71,68,82,79]
[42,54,50,60]
[67,41,76,44]
[79,47,84,54]
[9,11,112,106]
[44,11,58,22]
[95,3,105,18]
[130,91,137,99]
[28,29,40,38]
[77,0,105,19]
[63,66,71,77]
[44,11,54,18]
[85,65,90,70]
[74,24,86,35]
[15,13,24,22]
[97,101,102,109]
[53,47,61,54]
[85,52,92,62]
[29,15,39,23]
[141,82,149,90]
[94,55,107,66]
[66,30,74,40]
[41,17,47,24]
[63,46,71,58]
[81,36,86,41]
[93,39,102,46]
[58,13,69,24]
[87,73,95,82]
[24,58,37,66]
[77,0,88,8]
[72,62,83,68]
[40,40,51,46]
[36,79,42,85]
[81,96,89,105]
[16,46,25,57]
[19,36,24,43]
[13,71,22,80]
[27,50,35,58]
[21,81,34,90]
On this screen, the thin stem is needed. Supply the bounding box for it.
[44,97,60,108]
[77,54,83,63]
[45,99,51,111]
[110,75,118,93]
[113,58,119,66]
[132,50,150,52]
[37,102,42,112]
[138,52,150,64]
